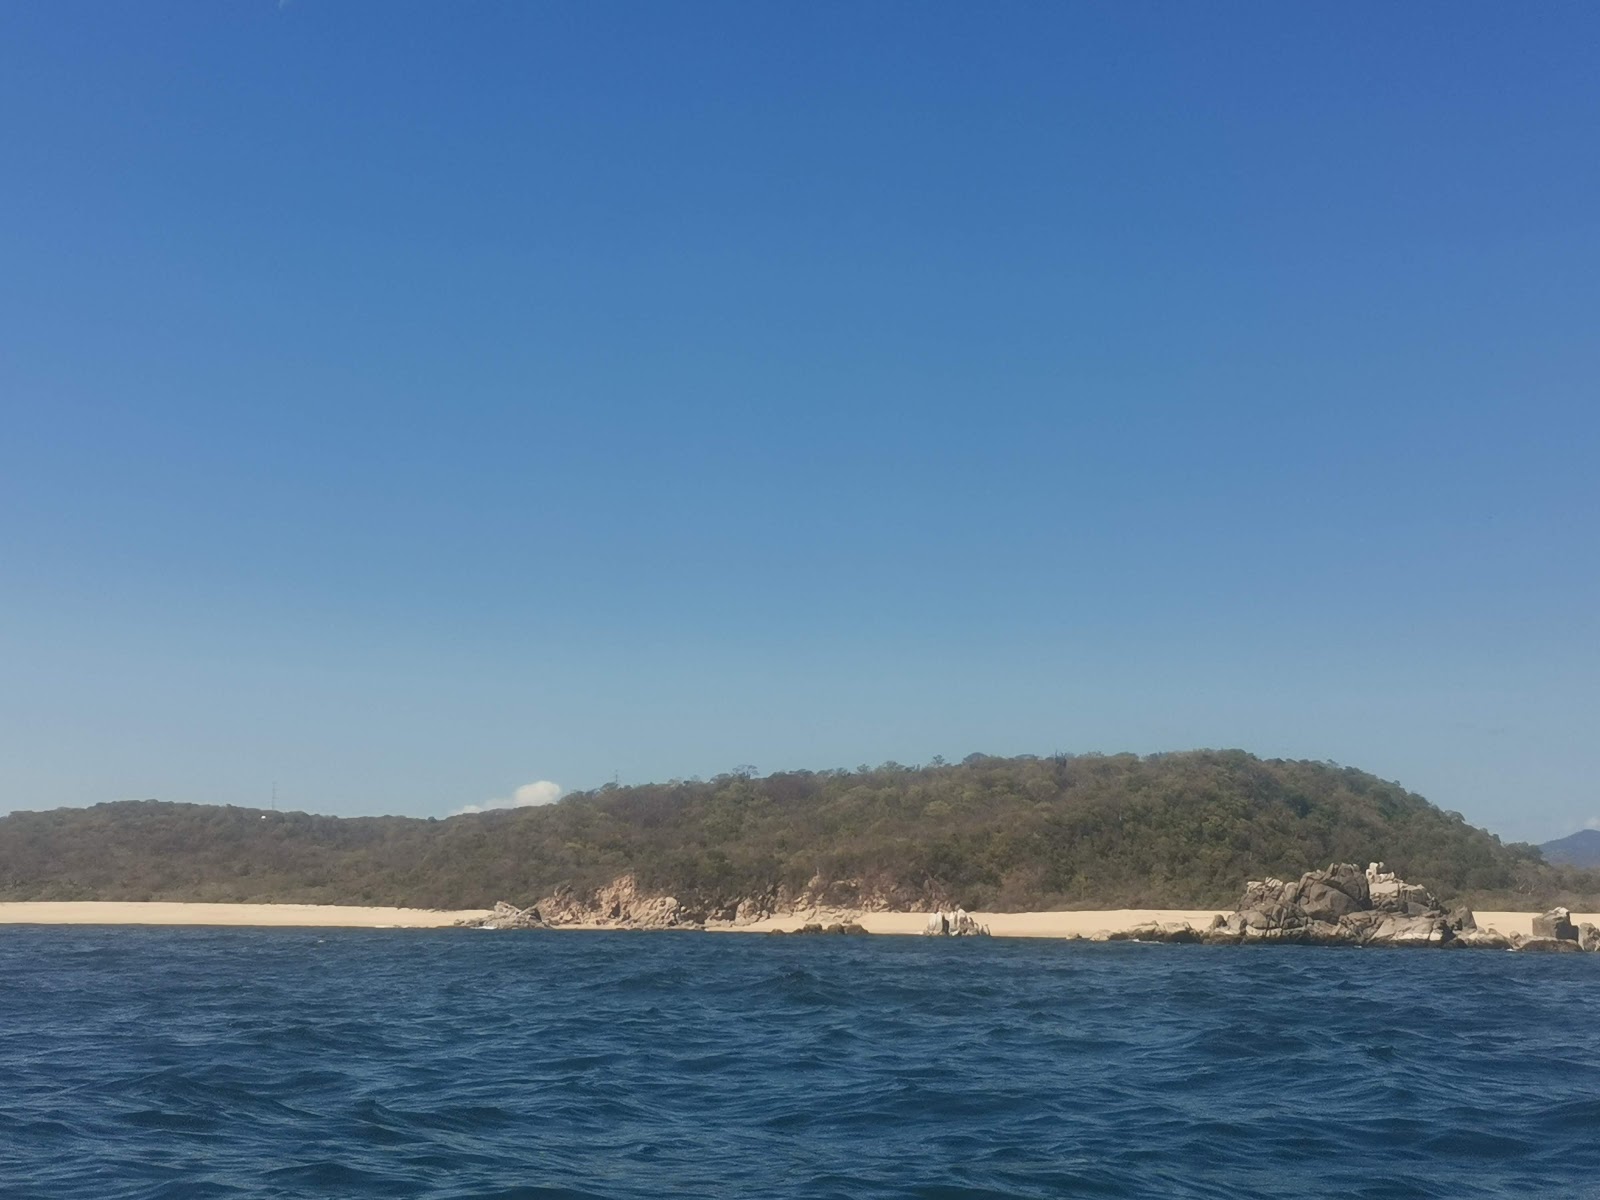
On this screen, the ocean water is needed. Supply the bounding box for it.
[2,929,1598,1200]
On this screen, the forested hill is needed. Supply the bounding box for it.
[1,751,1587,911]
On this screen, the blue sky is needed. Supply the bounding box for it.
[1,3,1595,840]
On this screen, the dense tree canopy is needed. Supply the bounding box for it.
[1,751,1590,911]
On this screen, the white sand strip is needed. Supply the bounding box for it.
[0,903,1591,938]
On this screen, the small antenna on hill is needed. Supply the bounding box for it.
[271,781,277,812]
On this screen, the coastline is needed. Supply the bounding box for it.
[3,901,1593,940]
[703,908,1231,939]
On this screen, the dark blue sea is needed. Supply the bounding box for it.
[3,928,1599,1199]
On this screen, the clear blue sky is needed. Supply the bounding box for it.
[1,3,1595,841]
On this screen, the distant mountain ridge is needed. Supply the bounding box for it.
[1539,829,1600,868]
[1,750,1594,912]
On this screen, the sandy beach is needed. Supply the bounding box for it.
[0,902,1592,938]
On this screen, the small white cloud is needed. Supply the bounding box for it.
[1585,817,1600,831]
[454,780,563,816]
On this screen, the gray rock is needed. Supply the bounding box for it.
[1298,880,1364,923]
[1225,862,1472,949]
[922,908,990,937]
[1450,928,1513,950]
[1323,862,1371,906]
[1531,907,1578,941]
[471,900,545,930]
[1579,922,1600,953]
[773,921,870,936]
[1365,913,1451,947]
[1516,936,1586,953]
[1120,921,1203,944]
[1301,920,1350,947]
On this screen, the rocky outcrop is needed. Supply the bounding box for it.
[1511,935,1587,953]
[537,876,692,929]
[528,872,948,930]
[1449,927,1514,950]
[769,921,869,936]
[1109,862,1592,952]
[460,900,545,930]
[922,908,991,937]
[1202,862,1462,947]
[1531,907,1578,942]
[1116,921,1202,944]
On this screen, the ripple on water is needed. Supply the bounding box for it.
[2,930,1600,1199]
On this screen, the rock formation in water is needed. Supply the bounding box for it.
[769,921,869,936]
[1095,863,1579,951]
[1515,906,1586,952]
[922,908,990,937]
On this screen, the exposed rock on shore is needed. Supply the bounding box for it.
[922,908,990,937]
[1532,907,1578,941]
[539,876,691,929]
[463,870,1596,953]
[769,921,869,936]
[1513,906,1585,952]
[1093,864,1592,952]
[502,872,949,931]
[459,900,544,930]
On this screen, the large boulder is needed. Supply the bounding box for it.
[1515,935,1586,953]
[1531,907,1577,941]
[1297,879,1365,923]
[1451,928,1513,950]
[1579,923,1600,953]
[922,907,990,937]
[1365,861,1441,915]
[1365,913,1451,947]
[734,895,776,925]
[1122,921,1203,944]
[1241,901,1305,932]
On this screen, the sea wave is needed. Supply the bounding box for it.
[3,927,1599,1198]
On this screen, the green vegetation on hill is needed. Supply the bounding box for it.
[1,751,1590,910]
